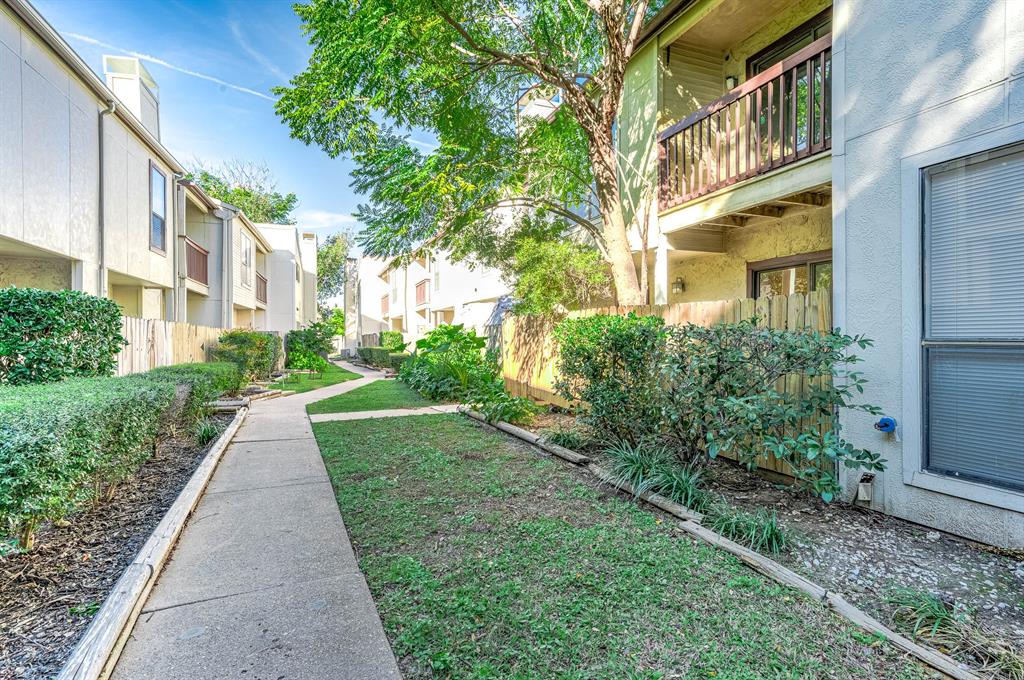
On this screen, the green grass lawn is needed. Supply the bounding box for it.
[270,363,361,394]
[312,414,925,680]
[306,379,436,415]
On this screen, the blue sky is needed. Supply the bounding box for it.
[34,0,424,240]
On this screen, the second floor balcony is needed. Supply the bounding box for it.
[654,3,832,212]
[415,279,430,307]
[184,236,208,286]
[256,272,267,305]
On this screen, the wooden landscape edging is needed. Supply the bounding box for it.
[458,410,979,680]
[57,407,249,680]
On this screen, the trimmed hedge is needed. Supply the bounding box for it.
[0,287,125,385]
[379,330,406,352]
[356,346,372,363]
[0,362,239,550]
[387,352,410,371]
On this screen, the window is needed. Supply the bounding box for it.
[922,144,1024,491]
[241,233,253,287]
[746,8,832,76]
[432,258,441,292]
[747,250,832,297]
[149,162,167,252]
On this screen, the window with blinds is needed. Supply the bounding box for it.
[923,144,1024,491]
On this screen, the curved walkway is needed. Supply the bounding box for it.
[113,362,401,679]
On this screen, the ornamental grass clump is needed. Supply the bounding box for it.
[605,440,708,512]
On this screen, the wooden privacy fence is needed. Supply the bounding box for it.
[115,317,225,376]
[501,290,833,477]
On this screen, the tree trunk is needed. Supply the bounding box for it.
[592,141,644,305]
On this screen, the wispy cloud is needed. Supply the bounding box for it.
[408,137,439,151]
[226,20,289,82]
[65,32,276,101]
[295,209,359,231]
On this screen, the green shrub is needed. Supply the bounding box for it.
[368,347,391,368]
[387,352,410,371]
[288,349,329,373]
[194,418,222,446]
[212,330,281,382]
[356,346,372,362]
[542,426,588,451]
[0,287,126,385]
[554,313,665,445]
[705,504,787,554]
[285,322,334,367]
[379,330,406,352]
[398,324,494,401]
[468,378,538,425]
[605,440,708,511]
[659,320,884,500]
[0,362,235,550]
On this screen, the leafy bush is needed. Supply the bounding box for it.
[398,324,494,401]
[285,322,334,367]
[554,313,665,445]
[659,320,884,500]
[369,347,391,367]
[324,307,345,336]
[379,330,406,352]
[387,352,410,371]
[0,363,235,550]
[0,287,125,385]
[356,346,372,363]
[288,349,330,373]
[213,330,281,382]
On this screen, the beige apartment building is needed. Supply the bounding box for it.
[0,0,315,334]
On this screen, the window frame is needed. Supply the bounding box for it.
[746,7,832,78]
[899,123,1024,512]
[746,249,832,297]
[240,232,253,288]
[149,161,167,255]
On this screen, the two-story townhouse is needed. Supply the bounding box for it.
[0,0,182,318]
[256,223,318,334]
[0,0,314,336]
[616,0,1023,547]
[346,252,510,350]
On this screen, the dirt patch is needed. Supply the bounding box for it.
[0,414,233,679]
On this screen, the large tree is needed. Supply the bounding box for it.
[317,231,353,304]
[188,159,299,225]
[275,0,657,304]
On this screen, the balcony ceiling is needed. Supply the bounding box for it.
[673,0,804,50]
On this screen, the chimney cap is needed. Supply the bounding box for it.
[102,55,158,100]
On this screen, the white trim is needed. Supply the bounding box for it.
[899,121,1024,513]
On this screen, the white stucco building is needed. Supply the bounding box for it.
[344,251,509,352]
[0,0,316,334]
[613,0,1023,547]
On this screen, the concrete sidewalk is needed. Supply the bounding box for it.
[113,364,400,679]
[309,403,460,423]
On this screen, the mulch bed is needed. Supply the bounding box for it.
[522,411,1024,660]
[0,414,233,680]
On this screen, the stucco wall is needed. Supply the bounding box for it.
[0,255,71,289]
[232,220,256,311]
[834,0,1024,547]
[654,206,830,303]
[0,5,174,298]
[184,202,227,326]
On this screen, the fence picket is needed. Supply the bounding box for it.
[115,316,226,376]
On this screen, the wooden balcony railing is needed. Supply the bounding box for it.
[415,279,430,306]
[255,272,267,304]
[184,237,208,285]
[381,294,389,316]
[658,35,832,211]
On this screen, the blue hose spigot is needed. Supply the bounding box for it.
[874,417,897,433]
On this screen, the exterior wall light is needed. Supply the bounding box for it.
[671,277,685,294]
[725,75,738,90]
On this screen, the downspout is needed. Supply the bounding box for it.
[222,211,233,328]
[171,172,184,321]
[97,100,116,296]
